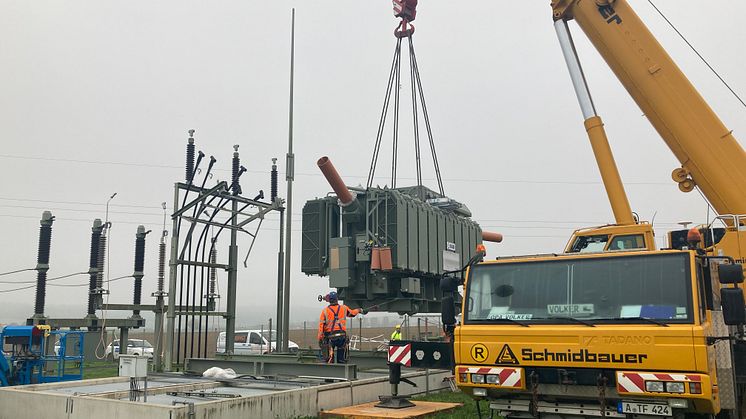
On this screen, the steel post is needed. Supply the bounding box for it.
[225,198,238,354]
[282,9,296,353]
[275,208,285,350]
[119,327,129,356]
[165,184,180,371]
[153,297,164,371]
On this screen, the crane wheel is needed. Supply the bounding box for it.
[672,167,689,183]
[678,180,696,193]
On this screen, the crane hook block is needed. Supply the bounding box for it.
[393,0,417,22]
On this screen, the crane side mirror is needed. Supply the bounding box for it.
[721,288,746,326]
[718,263,744,284]
[441,296,456,327]
[440,275,459,293]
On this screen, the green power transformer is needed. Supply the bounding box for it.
[302,184,482,314]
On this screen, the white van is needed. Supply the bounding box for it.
[216,330,299,354]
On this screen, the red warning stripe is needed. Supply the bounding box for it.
[388,344,412,367]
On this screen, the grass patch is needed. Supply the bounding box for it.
[413,390,490,418]
[82,361,119,379]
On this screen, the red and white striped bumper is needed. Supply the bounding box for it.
[388,343,412,367]
[617,371,706,395]
[458,366,524,389]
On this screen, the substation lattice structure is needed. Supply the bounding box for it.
[164,131,285,370]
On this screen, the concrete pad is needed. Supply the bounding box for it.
[319,400,462,418]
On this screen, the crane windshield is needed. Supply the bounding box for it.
[465,252,693,325]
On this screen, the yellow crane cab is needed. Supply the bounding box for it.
[565,222,656,253]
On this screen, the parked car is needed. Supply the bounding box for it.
[216,330,299,354]
[105,339,154,360]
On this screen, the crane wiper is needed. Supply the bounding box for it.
[606,317,669,327]
[484,318,530,327]
[535,316,595,327]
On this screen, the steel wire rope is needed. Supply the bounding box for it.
[0,196,165,209]
[49,274,132,288]
[368,37,403,189]
[647,0,746,109]
[407,34,424,191]
[0,267,35,277]
[0,271,88,284]
[409,36,444,195]
[392,37,403,188]
[0,204,164,217]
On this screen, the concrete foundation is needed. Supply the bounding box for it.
[0,369,451,419]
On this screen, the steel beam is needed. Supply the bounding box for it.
[236,201,283,228]
[175,311,227,317]
[176,259,230,270]
[185,357,357,380]
[181,217,251,233]
[209,350,389,371]
[172,181,228,218]
[165,183,180,372]
[175,182,275,209]
[101,303,159,312]
[28,317,145,329]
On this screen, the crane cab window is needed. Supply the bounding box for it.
[608,234,645,251]
[569,235,609,253]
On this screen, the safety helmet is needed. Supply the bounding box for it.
[328,291,338,302]
[395,324,401,329]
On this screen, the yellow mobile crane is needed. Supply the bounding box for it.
[442,1,746,418]
[554,0,746,256]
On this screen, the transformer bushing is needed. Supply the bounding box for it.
[33,211,55,318]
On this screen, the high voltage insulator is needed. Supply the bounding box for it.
[132,225,149,316]
[231,145,242,196]
[33,211,54,317]
[96,230,107,290]
[87,219,103,316]
[209,247,217,297]
[157,237,166,294]
[271,158,278,202]
[186,130,195,182]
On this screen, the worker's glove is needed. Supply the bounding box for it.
[361,309,369,315]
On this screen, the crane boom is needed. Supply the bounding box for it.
[553,0,746,216]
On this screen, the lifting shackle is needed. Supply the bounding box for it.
[393,0,417,38]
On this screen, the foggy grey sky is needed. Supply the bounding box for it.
[1,1,745,327]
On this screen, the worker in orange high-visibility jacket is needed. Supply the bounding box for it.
[318,291,367,363]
